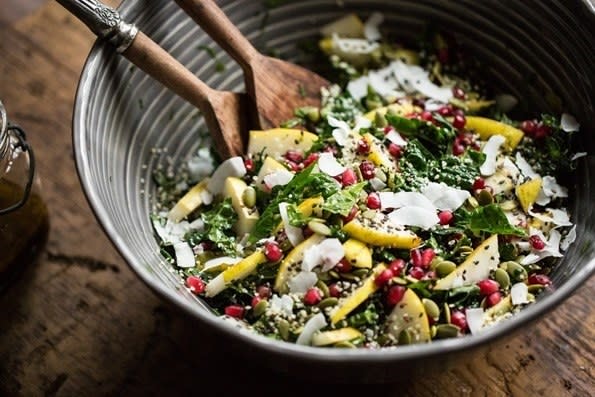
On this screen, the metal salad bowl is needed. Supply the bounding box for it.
[73,0,595,382]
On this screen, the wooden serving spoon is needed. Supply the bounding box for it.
[174,0,330,130]
[56,0,248,158]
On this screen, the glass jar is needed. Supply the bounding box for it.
[0,100,49,291]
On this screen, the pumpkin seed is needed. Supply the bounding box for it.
[277,319,290,341]
[398,329,412,345]
[353,268,370,278]
[308,220,331,236]
[376,333,393,346]
[444,303,452,324]
[340,272,361,282]
[318,297,339,309]
[528,284,545,294]
[467,196,479,208]
[436,260,457,277]
[476,189,494,206]
[318,272,332,282]
[423,298,441,320]
[458,246,474,257]
[241,186,256,208]
[334,341,356,348]
[374,111,388,127]
[494,268,511,289]
[316,280,330,297]
[434,324,460,339]
[329,270,341,280]
[501,261,528,282]
[500,200,517,211]
[297,106,320,123]
[391,276,408,285]
[431,325,437,338]
[375,168,387,183]
[430,256,444,270]
[252,300,268,318]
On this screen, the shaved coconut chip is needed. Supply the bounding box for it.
[204,256,242,270]
[270,294,294,316]
[328,115,351,146]
[353,115,372,132]
[368,65,398,97]
[296,313,327,345]
[515,153,540,179]
[153,217,191,245]
[333,34,380,55]
[199,189,213,205]
[502,157,520,177]
[421,182,470,211]
[288,271,318,294]
[528,208,572,227]
[302,245,322,272]
[173,242,196,268]
[318,152,346,176]
[424,99,444,111]
[504,210,527,230]
[385,130,408,146]
[521,229,563,264]
[207,156,246,195]
[466,308,485,334]
[571,152,587,161]
[452,275,464,288]
[534,189,550,206]
[495,94,518,113]
[369,177,386,191]
[541,176,568,198]
[516,241,532,253]
[188,217,205,231]
[379,191,436,211]
[301,238,344,272]
[560,225,577,251]
[187,154,215,181]
[346,75,369,100]
[511,283,529,305]
[363,12,383,41]
[205,274,225,297]
[264,169,294,189]
[279,202,304,246]
[560,113,580,132]
[480,135,506,176]
[391,60,453,102]
[388,206,440,229]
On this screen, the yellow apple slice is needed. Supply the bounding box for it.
[247,128,317,159]
[205,251,267,297]
[385,289,431,343]
[342,238,372,268]
[311,327,363,346]
[465,116,524,150]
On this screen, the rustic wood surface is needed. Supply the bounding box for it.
[0,1,593,396]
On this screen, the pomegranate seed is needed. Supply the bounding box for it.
[457,133,473,146]
[472,177,485,190]
[423,270,436,280]
[302,226,314,238]
[225,305,245,319]
[412,98,426,109]
[383,125,394,134]
[340,168,358,186]
[452,108,465,118]
[303,152,319,167]
[328,283,341,298]
[257,285,272,298]
[450,310,467,331]
[386,285,407,307]
[264,241,283,262]
[453,114,466,129]
[452,86,466,100]
[388,143,403,158]
[486,291,502,307]
[251,295,263,307]
[359,160,376,180]
[286,160,301,172]
[528,273,552,286]
[438,210,454,225]
[374,268,395,287]
[366,192,381,209]
[389,259,406,275]
[477,279,500,296]
[534,123,551,139]
[342,205,359,223]
[520,120,537,135]
[420,248,436,268]
[438,105,453,117]
[186,275,206,294]
[244,158,254,172]
[285,150,303,163]
[356,139,370,155]
[408,266,425,280]
[411,249,424,267]
[323,146,338,155]
[335,258,353,273]
[303,288,322,305]
[529,235,546,250]
[452,142,465,156]
[421,111,434,122]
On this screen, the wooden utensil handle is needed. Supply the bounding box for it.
[174,0,259,70]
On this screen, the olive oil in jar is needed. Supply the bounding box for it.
[0,101,49,291]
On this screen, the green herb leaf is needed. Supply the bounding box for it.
[465,204,526,237]
[386,113,456,155]
[286,203,310,227]
[194,198,238,255]
[322,182,366,216]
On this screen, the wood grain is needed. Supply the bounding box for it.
[0,1,593,396]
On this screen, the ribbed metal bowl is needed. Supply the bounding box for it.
[73,0,595,382]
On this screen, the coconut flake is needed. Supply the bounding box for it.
[206,156,246,195]
[451,275,464,288]
[296,313,327,345]
[328,115,351,146]
[369,177,386,191]
[521,229,563,264]
[511,282,529,305]
[528,208,572,227]
[388,206,440,229]
[363,12,383,41]
[279,202,304,247]
[368,65,399,97]
[560,113,580,132]
[480,135,506,176]
[301,238,344,272]
[270,294,294,316]
[264,169,294,189]
[188,217,205,231]
[332,34,380,56]
[318,152,346,176]
[466,308,485,334]
[541,176,568,199]
[571,152,587,161]
[187,149,215,181]
[560,225,577,251]
[353,115,372,132]
[205,274,225,297]
[385,130,408,146]
[153,217,191,245]
[379,191,436,211]
[515,153,540,179]
[288,271,318,294]
[199,189,213,205]
[421,182,470,211]
[391,60,452,102]
[173,242,196,268]
[346,75,369,100]
[203,256,242,270]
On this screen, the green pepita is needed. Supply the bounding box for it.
[501,261,528,282]
[467,196,480,208]
[430,256,445,270]
[423,298,441,320]
[252,300,268,318]
[329,270,341,280]
[444,303,452,324]
[375,168,387,183]
[494,268,511,289]
[476,189,494,206]
[277,319,290,341]
[308,220,331,236]
[528,284,545,294]
[316,280,330,297]
[241,186,256,208]
[318,297,339,309]
[340,272,361,282]
[374,111,388,127]
[436,260,457,277]
[353,268,370,278]
[391,276,408,285]
[398,329,412,345]
[434,324,460,339]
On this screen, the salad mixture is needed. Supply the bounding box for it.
[152,13,582,348]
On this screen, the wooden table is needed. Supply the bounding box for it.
[0,1,593,396]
